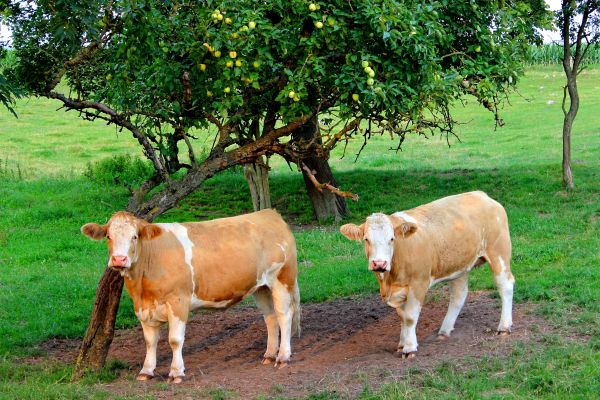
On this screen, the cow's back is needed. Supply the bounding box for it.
[398,191,509,280]
[184,209,296,306]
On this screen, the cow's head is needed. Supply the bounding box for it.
[340,213,417,272]
[81,212,162,271]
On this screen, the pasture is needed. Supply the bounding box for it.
[0,65,599,399]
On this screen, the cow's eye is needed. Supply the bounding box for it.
[364,238,369,243]
[390,237,394,242]
[133,235,138,240]
[106,235,111,240]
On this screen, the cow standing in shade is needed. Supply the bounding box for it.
[340,191,514,357]
[81,209,300,382]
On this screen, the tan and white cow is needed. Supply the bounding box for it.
[82,209,300,382]
[340,191,514,357]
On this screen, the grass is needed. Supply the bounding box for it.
[0,65,599,398]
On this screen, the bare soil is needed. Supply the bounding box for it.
[40,290,551,399]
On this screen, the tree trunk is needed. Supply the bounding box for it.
[71,268,124,380]
[243,157,272,211]
[562,111,575,190]
[293,116,348,222]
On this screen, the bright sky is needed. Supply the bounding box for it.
[0,1,565,46]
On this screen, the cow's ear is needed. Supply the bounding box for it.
[139,224,162,240]
[394,221,417,238]
[81,223,107,240]
[340,223,364,241]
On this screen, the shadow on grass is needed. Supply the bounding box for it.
[168,163,598,227]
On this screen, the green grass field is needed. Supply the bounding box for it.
[0,65,599,399]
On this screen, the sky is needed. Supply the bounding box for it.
[0,1,565,46]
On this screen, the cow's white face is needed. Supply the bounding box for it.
[340,213,417,272]
[81,212,162,272]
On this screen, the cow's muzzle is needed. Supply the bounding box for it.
[369,260,388,272]
[109,255,130,269]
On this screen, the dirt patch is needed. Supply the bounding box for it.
[39,290,550,398]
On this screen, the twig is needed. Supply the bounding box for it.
[301,163,359,201]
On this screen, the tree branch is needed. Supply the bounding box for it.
[44,92,168,181]
[301,163,359,201]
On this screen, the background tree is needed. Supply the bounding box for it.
[557,0,599,190]
[5,0,548,377]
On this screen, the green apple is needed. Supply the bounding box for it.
[352,93,359,102]
[224,87,231,93]
[214,50,222,58]
[315,21,323,29]
[229,51,237,58]
[226,60,234,68]
[309,3,317,11]
[248,21,256,29]
[199,63,207,71]
[367,78,374,86]
[235,59,242,67]
[288,90,295,98]
[253,60,260,68]
[361,60,369,68]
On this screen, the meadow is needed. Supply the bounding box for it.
[0,65,599,399]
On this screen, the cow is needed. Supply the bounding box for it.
[340,191,514,358]
[81,209,300,382]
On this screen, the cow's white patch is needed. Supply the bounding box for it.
[272,279,293,362]
[139,321,160,377]
[190,294,231,310]
[438,273,469,336]
[166,308,186,378]
[495,255,514,332]
[400,290,422,353]
[107,219,137,266]
[156,223,195,292]
[392,211,418,224]
[365,213,395,268]
[429,270,465,288]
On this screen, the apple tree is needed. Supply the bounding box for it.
[4,0,548,376]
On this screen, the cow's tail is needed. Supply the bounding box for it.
[291,279,301,338]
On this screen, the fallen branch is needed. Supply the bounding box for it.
[301,163,359,201]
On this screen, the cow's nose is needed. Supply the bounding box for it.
[370,260,388,271]
[111,255,128,267]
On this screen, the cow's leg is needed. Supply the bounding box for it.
[438,273,469,339]
[272,279,293,366]
[253,286,279,364]
[166,311,187,383]
[138,321,160,380]
[489,253,515,334]
[399,288,424,358]
[395,308,408,352]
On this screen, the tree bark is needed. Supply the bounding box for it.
[243,157,272,211]
[293,116,348,222]
[71,268,124,380]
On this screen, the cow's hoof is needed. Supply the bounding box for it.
[274,361,288,369]
[261,357,275,365]
[136,373,154,381]
[497,330,511,337]
[396,346,403,353]
[401,352,417,359]
[437,334,449,341]
[168,376,184,384]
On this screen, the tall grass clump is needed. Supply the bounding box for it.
[528,43,600,65]
[84,154,153,188]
